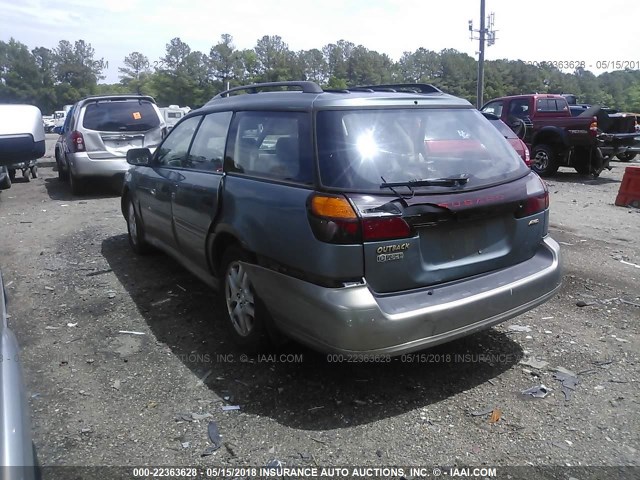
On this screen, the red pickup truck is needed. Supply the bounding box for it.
[481,94,638,176]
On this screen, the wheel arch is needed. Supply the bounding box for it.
[206,227,256,279]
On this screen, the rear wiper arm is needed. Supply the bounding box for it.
[380,174,470,188]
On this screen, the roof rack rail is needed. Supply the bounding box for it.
[213,81,323,99]
[350,83,442,94]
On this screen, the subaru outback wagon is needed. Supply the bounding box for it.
[121,81,562,355]
[56,95,166,195]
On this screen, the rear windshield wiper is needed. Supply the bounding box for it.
[380,174,470,189]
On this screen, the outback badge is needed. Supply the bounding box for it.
[376,242,410,263]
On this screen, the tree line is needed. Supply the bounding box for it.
[1,34,640,114]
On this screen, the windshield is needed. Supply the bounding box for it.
[83,100,160,132]
[317,108,527,191]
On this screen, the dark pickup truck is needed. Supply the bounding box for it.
[481,94,639,176]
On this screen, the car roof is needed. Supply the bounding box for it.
[196,82,473,114]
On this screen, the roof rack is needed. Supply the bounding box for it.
[349,83,442,94]
[213,81,323,99]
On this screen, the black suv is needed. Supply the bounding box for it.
[122,82,562,355]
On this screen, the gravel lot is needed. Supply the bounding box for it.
[1,135,639,477]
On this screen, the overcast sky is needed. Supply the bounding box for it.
[1,0,638,84]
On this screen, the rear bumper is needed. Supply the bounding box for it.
[598,134,640,156]
[68,153,129,178]
[246,236,562,355]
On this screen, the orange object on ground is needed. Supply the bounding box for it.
[615,165,640,208]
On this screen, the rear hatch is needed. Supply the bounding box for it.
[315,107,546,293]
[80,98,163,159]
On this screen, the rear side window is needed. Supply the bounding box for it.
[226,111,313,184]
[316,108,528,192]
[537,98,569,112]
[83,100,161,132]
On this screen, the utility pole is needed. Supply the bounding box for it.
[469,0,497,108]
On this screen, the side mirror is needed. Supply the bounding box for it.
[127,148,152,166]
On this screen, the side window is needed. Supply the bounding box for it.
[509,99,530,117]
[536,99,552,112]
[155,116,201,167]
[481,101,503,117]
[185,112,232,172]
[555,99,569,111]
[226,111,313,184]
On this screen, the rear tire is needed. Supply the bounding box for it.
[8,169,16,181]
[69,171,84,195]
[220,246,273,353]
[616,152,637,162]
[531,144,559,176]
[22,168,30,182]
[30,165,38,179]
[56,152,69,181]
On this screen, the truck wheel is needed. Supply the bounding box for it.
[8,169,16,181]
[220,246,273,353]
[616,152,637,162]
[531,145,559,176]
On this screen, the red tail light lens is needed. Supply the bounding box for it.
[523,144,531,167]
[362,217,412,241]
[516,178,549,218]
[70,131,85,152]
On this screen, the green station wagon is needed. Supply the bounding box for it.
[121,81,562,355]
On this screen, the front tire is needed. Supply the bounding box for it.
[531,144,559,176]
[221,247,272,352]
[126,198,150,254]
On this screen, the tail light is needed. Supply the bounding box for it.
[523,142,531,167]
[70,131,85,153]
[515,179,549,218]
[307,193,412,244]
[362,216,412,241]
[589,117,598,137]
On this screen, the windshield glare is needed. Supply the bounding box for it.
[317,108,528,191]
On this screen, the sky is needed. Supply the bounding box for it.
[1,0,639,84]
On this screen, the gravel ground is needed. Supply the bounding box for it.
[1,135,639,477]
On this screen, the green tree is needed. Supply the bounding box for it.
[119,51,151,94]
